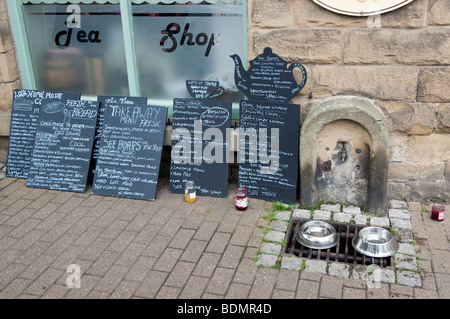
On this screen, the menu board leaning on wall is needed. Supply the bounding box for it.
[170,98,232,198]
[92,102,168,200]
[26,99,99,193]
[89,95,148,183]
[238,100,300,205]
[6,89,80,179]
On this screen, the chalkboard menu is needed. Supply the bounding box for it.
[91,103,168,200]
[170,98,232,198]
[26,99,99,193]
[231,47,307,103]
[186,80,224,99]
[89,95,148,183]
[6,89,80,178]
[238,100,300,204]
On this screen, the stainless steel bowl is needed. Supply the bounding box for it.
[296,220,338,249]
[352,227,398,258]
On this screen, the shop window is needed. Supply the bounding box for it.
[12,0,246,113]
[23,3,128,95]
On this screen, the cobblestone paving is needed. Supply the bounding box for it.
[0,175,449,299]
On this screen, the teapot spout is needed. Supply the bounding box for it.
[230,54,247,82]
[230,54,249,95]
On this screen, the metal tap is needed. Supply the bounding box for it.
[339,141,347,162]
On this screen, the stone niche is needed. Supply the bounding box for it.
[299,97,390,215]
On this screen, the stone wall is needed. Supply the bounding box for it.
[248,0,450,201]
[0,0,20,162]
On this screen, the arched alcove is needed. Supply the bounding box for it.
[299,97,390,215]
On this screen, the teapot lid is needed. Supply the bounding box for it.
[252,47,284,64]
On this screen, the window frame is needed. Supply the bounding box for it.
[6,0,247,119]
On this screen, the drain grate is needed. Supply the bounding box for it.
[283,218,392,267]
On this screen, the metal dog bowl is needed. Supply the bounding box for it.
[352,227,398,258]
[296,220,338,249]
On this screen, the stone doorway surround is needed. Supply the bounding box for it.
[299,96,390,215]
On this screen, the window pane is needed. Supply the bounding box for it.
[132,2,245,104]
[22,4,129,96]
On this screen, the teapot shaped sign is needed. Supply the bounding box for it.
[231,47,307,103]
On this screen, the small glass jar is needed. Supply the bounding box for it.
[431,204,445,221]
[184,180,197,203]
[235,187,248,211]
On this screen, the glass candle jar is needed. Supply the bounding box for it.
[184,180,197,203]
[235,187,248,211]
[431,204,445,221]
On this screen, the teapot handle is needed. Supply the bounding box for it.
[289,62,307,94]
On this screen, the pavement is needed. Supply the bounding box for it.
[0,171,449,301]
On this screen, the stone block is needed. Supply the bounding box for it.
[293,0,367,28]
[369,217,390,228]
[270,220,288,232]
[251,29,342,64]
[446,162,450,182]
[344,29,450,65]
[0,80,21,112]
[260,242,281,255]
[437,104,450,133]
[255,254,277,267]
[427,0,450,25]
[312,210,331,220]
[312,65,418,101]
[388,209,410,220]
[304,259,327,274]
[388,162,445,182]
[251,0,293,28]
[0,111,10,136]
[395,254,418,271]
[0,51,19,82]
[0,0,9,22]
[353,215,367,225]
[386,102,436,135]
[390,199,408,209]
[396,270,422,287]
[397,243,416,255]
[406,135,450,163]
[292,209,311,219]
[280,256,303,270]
[320,204,340,212]
[418,67,450,103]
[376,0,425,28]
[274,211,291,221]
[379,269,396,284]
[391,218,412,230]
[388,134,409,162]
[343,206,360,215]
[410,181,450,200]
[293,0,424,28]
[387,182,407,199]
[264,230,285,243]
[333,213,352,224]
[0,20,14,53]
[328,263,350,278]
